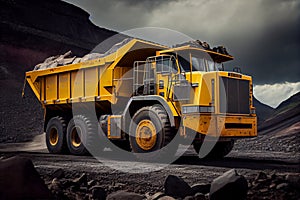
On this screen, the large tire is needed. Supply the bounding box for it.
[193,140,234,159]
[129,105,177,160]
[46,116,68,154]
[66,115,97,155]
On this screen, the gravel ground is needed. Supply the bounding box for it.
[1,151,299,200]
[233,131,300,153]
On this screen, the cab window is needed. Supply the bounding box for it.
[156,56,178,73]
[192,57,205,71]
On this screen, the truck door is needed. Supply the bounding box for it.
[154,55,178,98]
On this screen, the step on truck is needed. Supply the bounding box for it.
[25,38,257,159]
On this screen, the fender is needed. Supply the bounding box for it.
[122,95,176,127]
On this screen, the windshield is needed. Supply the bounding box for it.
[178,54,223,72]
[195,58,223,71]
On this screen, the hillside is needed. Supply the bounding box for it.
[0,0,126,142]
[275,92,300,115]
[253,97,275,125]
[234,92,300,153]
[259,92,300,134]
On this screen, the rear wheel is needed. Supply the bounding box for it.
[66,115,97,155]
[129,105,177,160]
[46,116,68,154]
[193,140,234,159]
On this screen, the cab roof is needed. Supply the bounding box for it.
[158,45,234,63]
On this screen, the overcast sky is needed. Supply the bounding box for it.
[63,0,299,107]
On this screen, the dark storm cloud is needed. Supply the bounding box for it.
[63,0,299,84]
[63,0,176,31]
[225,0,300,84]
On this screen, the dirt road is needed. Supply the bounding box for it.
[0,134,299,195]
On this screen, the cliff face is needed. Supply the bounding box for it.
[0,0,125,142]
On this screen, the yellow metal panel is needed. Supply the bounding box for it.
[107,115,122,139]
[45,75,57,102]
[85,67,98,97]
[200,73,215,106]
[40,77,45,102]
[71,70,84,99]
[183,114,257,137]
[33,80,41,99]
[114,67,133,98]
[99,65,113,100]
[101,68,113,86]
[185,72,215,106]
[58,72,70,100]
[156,73,169,98]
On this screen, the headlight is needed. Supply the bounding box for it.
[182,106,215,114]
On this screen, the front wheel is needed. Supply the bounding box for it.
[129,105,177,161]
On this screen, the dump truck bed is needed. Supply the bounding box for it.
[25,39,167,105]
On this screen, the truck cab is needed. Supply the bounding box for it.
[130,44,257,157]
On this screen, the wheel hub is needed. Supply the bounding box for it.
[49,127,59,146]
[135,119,157,150]
[71,126,82,147]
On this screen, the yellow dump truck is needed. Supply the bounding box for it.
[25,38,257,158]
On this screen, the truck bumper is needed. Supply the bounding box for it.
[182,114,257,138]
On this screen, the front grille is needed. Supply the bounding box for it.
[219,77,250,114]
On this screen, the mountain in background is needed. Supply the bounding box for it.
[0,0,126,142]
[275,92,300,114]
[258,92,300,134]
[253,97,275,124]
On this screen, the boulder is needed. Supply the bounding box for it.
[164,175,193,198]
[209,169,248,200]
[0,156,52,199]
[107,190,144,200]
